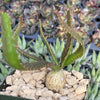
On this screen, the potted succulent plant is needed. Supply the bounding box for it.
[0,6,85,98]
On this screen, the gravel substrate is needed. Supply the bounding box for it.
[0,68,89,100]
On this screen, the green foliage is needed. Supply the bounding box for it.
[1,10,100,100]
[30,36,47,56]
[60,8,73,67]
[66,44,100,100]
[79,49,100,100]
[28,36,64,63]
[17,36,44,62]
[0,48,14,86]
[39,8,85,70]
[85,68,100,100]
[54,9,85,69]
[50,38,64,59]
[17,36,29,63]
[66,44,91,72]
[3,0,10,3]
[85,83,99,100]
[91,51,100,69]
[1,12,54,70]
[0,12,24,70]
[75,44,92,67]
[65,44,100,100]
[39,19,59,66]
[18,36,27,50]
[30,36,64,60]
[0,0,10,6]
[0,39,14,86]
[0,63,14,86]
[1,7,85,71]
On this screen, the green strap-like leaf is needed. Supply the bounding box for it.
[61,8,73,66]
[12,15,43,62]
[63,45,84,66]
[55,9,85,68]
[22,60,55,70]
[0,12,25,70]
[39,19,59,66]
[0,12,54,71]
[17,47,43,61]
[13,15,23,45]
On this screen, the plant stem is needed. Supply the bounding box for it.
[39,19,59,66]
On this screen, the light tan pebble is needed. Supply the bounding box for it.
[66,75,78,86]
[40,67,47,71]
[24,94,36,100]
[38,81,43,84]
[20,85,30,90]
[21,71,35,74]
[75,85,87,95]
[59,96,68,100]
[73,84,78,90]
[59,88,69,95]
[42,87,48,91]
[1,92,11,96]
[47,68,52,71]
[22,73,33,83]
[12,71,21,79]
[10,91,18,96]
[67,92,76,99]
[46,97,53,100]
[12,74,20,79]
[12,78,18,84]
[69,98,77,100]
[2,90,11,94]
[6,85,19,91]
[19,83,27,87]
[38,97,47,100]
[79,79,89,85]
[52,93,61,100]
[38,97,53,100]
[65,84,72,89]
[18,89,36,97]
[36,88,43,96]
[18,90,25,97]
[14,70,21,77]
[13,78,25,85]
[0,92,8,95]
[6,75,13,85]
[32,71,46,81]
[27,83,35,89]
[42,90,53,97]
[20,85,36,95]
[72,70,83,80]
[24,88,36,95]
[36,83,44,88]
[75,93,85,100]
[68,88,75,92]
[63,70,71,76]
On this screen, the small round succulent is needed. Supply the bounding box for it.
[30,0,44,3]
[5,0,60,36]
[42,18,55,33]
[46,0,58,5]
[46,70,66,92]
[10,1,23,17]
[78,8,95,24]
[92,30,100,48]
[40,3,53,18]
